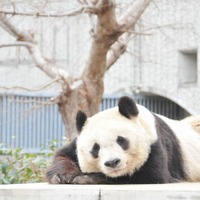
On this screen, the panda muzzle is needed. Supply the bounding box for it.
[104,159,121,168]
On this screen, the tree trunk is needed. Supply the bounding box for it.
[58,76,104,141]
[0,0,151,141]
[57,0,151,141]
[58,0,120,140]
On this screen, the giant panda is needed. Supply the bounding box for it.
[46,96,200,184]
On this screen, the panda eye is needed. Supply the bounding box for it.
[90,143,100,158]
[117,136,129,150]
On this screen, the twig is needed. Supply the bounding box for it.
[0,41,33,48]
[0,77,60,92]
[0,5,99,17]
[9,99,57,105]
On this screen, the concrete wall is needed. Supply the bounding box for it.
[0,0,200,114]
[0,183,200,200]
[136,0,200,114]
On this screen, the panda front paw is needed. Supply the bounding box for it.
[72,174,112,184]
[51,174,98,184]
[72,175,98,184]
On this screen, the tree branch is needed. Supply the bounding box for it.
[106,0,151,70]
[0,13,69,79]
[0,41,34,48]
[0,77,60,92]
[82,0,151,78]
[106,32,132,70]
[82,0,119,79]
[0,5,100,17]
[118,0,151,31]
[9,98,58,105]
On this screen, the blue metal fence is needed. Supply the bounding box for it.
[0,93,188,152]
[0,94,65,152]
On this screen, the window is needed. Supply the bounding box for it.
[178,49,198,85]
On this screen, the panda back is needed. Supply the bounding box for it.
[154,114,200,182]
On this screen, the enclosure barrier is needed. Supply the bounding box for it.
[0,93,187,152]
[0,182,200,200]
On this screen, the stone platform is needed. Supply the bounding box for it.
[0,182,200,200]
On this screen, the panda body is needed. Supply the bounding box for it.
[76,96,200,183]
[46,96,200,184]
[156,114,200,182]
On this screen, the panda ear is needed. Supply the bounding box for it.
[118,96,139,119]
[76,110,87,133]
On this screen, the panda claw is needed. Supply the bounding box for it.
[51,175,61,184]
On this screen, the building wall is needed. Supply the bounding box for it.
[135,0,200,114]
[0,1,200,114]
[0,1,139,95]
[0,1,91,92]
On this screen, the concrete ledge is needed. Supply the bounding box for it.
[0,182,200,200]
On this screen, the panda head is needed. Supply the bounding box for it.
[76,96,157,178]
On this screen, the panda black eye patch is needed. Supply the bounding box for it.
[117,136,129,150]
[90,143,100,158]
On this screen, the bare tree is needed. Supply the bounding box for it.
[0,0,150,141]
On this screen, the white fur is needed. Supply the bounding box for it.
[182,115,200,134]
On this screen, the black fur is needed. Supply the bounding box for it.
[118,96,139,119]
[117,136,129,151]
[57,139,78,162]
[90,143,100,158]
[152,114,185,181]
[76,110,87,132]
[46,139,81,184]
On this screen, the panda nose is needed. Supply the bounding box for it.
[104,159,121,168]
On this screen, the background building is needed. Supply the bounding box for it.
[0,0,199,151]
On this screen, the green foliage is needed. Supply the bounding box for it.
[0,140,58,184]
